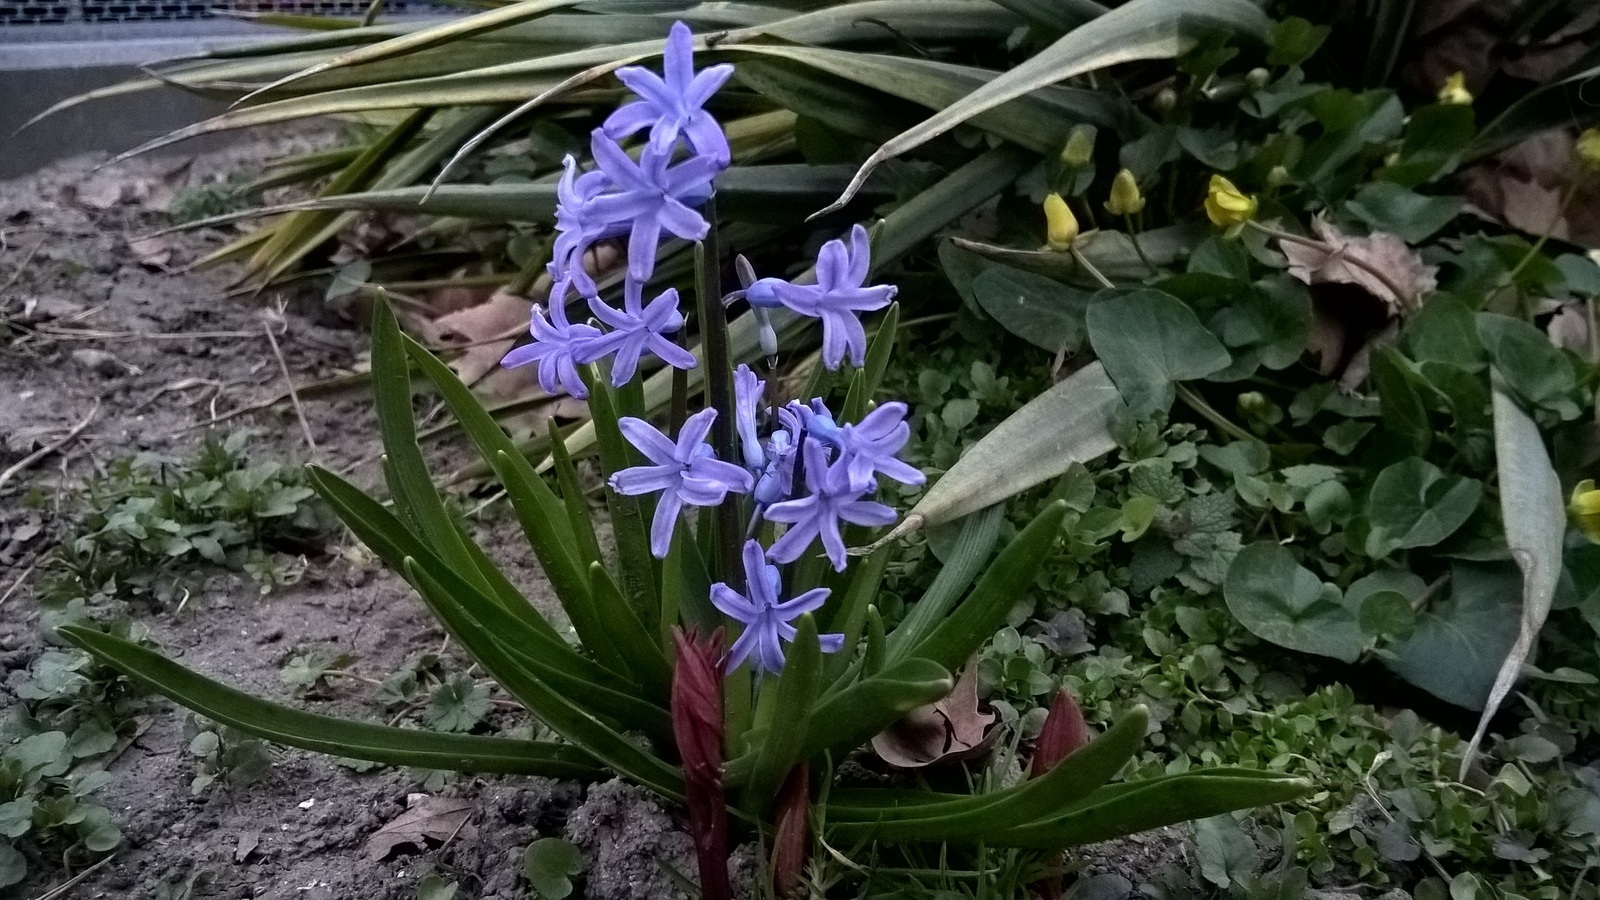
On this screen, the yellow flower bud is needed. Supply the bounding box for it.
[1105,169,1145,217]
[1266,165,1290,189]
[1153,87,1178,114]
[1204,175,1257,228]
[1576,128,1600,171]
[1043,193,1078,251]
[1245,67,1271,90]
[1437,71,1473,105]
[1060,126,1095,168]
[1570,479,1600,544]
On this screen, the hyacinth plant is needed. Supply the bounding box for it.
[62,25,1309,895]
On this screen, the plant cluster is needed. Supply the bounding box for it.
[63,24,1308,899]
[36,431,333,606]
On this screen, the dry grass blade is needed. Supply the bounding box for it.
[0,400,100,495]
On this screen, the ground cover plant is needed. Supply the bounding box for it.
[58,34,1310,897]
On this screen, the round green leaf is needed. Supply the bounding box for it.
[1387,562,1522,710]
[970,265,1089,353]
[1086,289,1232,416]
[1364,457,1483,558]
[524,837,583,899]
[0,842,24,888]
[1224,542,1363,662]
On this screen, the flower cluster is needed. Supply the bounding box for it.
[503,21,731,399]
[501,21,921,679]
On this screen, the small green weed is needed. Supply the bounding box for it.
[38,431,332,606]
[182,714,272,795]
[167,180,249,225]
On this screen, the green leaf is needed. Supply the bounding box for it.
[876,364,1119,546]
[1389,563,1523,710]
[824,0,1271,210]
[1369,348,1433,455]
[1348,570,1424,641]
[1224,542,1363,663]
[741,615,822,815]
[59,626,604,778]
[1364,458,1483,558]
[825,706,1146,841]
[1477,313,1581,419]
[424,673,491,733]
[1461,375,1566,774]
[1086,289,1232,416]
[1266,16,1330,67]
[1346,182,1461,243]
[915,501,1070,671]
[988,769,1312,848]
[0,842,24,888]
[1195,814,1260,888]
[417,874,459,900]
[971,265,1090,353]
[886,505,1003,665]
[792,658,953,768]
[524,837,583,899]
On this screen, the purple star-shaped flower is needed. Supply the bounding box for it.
[550,155,622,298]
[711,539,844,675]
[750,225,897,370]
[609,409,753,558]
[501,296,601,400]
[797,400,925,493]
[603,21,734,166]
[580,280,698,387]
[753,405,802,508]
[587,132,721,283]
[765,437,897,571]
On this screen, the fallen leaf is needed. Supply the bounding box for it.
[1547,303,1591,357]
[429,288,534,387]
[235,829,260,863]
[1461,131,1600,249]
[365,796,476,861]
[74,176,126,210]
[1281,216,1438,312]
[129,236,175,271]
[870,657,997,769]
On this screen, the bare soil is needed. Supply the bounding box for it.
[0,137,1178,900]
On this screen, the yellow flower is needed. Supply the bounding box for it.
[1043,193,1078,251]
[1437,71,1473,105]
[1570,479,1600,544]
[1060,126,1095,168]
[1576,128,1600,171]
[1204,175,1256,228]
[1105,169,1145,217]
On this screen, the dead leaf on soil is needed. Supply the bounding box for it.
[1281,216,1439,313]
[235,829,260,863]
[129,236,176,271]
[870,657,997,769]
[365,796,477,861]
[1548,302,1593,357]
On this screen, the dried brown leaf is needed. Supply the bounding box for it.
[1281,216,1437,312]
[870,658,996,769]
[364,796,476,861]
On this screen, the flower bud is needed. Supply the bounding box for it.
[1437,71,1473,105]
[1246,67,1271,90]
[1570,480,1600,545]
[771,764,811,900]
[1043,193,1079,251]
[1204,175,1257,228]
[671,627,732,900]
[1577,128,1600,172]
[1104,169,1145,217]
[1030,687,1089,778]
[1153,87,1177,114]
[1060,126,1095,168]
[1266,165,1290,189]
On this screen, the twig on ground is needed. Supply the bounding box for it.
[0,400,100,494]
[0,556,42,607]
[28,853,114,900]
[262,314,318,454]
[1,238,47,296]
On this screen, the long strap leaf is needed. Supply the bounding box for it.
[60,626,604,779]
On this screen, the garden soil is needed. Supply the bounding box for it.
[0,137,1186,900]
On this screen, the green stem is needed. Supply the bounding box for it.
[1124,213,1158,276]
[1505,178,1582,286]
[693,194,743,591]
[1070,246,1114,290]
[1175,384,1256,444]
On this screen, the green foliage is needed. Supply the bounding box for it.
[523,837,583,899]
[183,714,273,795]
[38,431,333,606]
